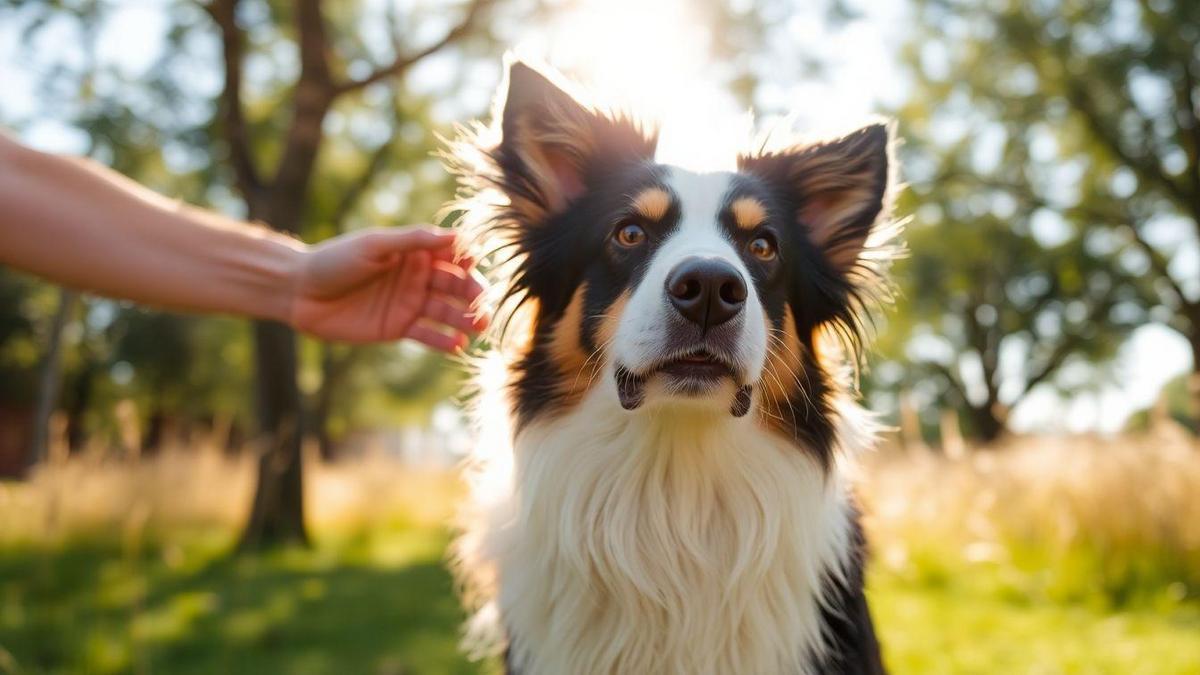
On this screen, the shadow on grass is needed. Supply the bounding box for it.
[0,528,486,675]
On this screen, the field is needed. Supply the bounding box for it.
[1,432,1198,674]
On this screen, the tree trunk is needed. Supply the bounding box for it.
[968,403,1007,445]
[65,355,98,454]
[239,319,308,549]
[1189,335,1200,435]
[28,289,77,469]
[141,406,166,456]
[311,345,359,461]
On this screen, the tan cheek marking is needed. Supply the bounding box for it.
[631,187,671,221]
[731,196,768,231]
[595,291,629,349]
[548,286,630,406]
[760,306,804,425]
[508,297,540,354]
[549,284,588,381]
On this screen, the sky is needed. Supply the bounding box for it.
[0,0,1193,434]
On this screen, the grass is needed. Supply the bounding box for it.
[870,559,1200,674]
[1,432,1198,674]
[0,525,479,675]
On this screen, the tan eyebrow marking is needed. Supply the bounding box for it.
[730,196,768,230]
[630,187,672,221]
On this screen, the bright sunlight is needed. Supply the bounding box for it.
[517,0,746,171]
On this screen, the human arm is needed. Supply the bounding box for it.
[0,133,485,350]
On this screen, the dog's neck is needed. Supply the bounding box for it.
[458,379,858,675]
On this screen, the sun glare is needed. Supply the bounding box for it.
[518,0,746,172]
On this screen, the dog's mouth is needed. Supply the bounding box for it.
[657,349,736,381]
[615,349,752,417]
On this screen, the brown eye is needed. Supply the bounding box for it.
[615,223,647,247]
[749,236,777,261]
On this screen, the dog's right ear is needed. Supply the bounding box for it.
[492,61,657,225]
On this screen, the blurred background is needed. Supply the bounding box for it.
[1,0,1198,673]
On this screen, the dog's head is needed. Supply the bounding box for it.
[453,61,897,463]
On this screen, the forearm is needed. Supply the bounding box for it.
[0,135,304,322]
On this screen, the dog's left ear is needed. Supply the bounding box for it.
[493,61,657,226]
[739,122,894,273]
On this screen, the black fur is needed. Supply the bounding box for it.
[816,511,887,674]
[460,61,895,675]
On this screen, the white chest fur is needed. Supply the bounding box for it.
[454,385,854,675]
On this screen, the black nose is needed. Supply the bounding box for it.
[665,257,747,330]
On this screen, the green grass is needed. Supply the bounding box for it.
[1,523,1197,675]
[0,522,485,675]
[870,565,1200,674]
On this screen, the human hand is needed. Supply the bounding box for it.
[288,226,487,350]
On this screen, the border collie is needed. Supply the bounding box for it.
[447,59,898,675]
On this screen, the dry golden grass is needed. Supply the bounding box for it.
[0,445,463,547]
[3,429,1197,604]
[858,428,1200,605]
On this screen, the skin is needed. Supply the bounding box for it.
[0,133,487,351]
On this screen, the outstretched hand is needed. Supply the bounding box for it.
[289,226,488,351]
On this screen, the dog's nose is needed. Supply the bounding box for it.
[666,257,747,330]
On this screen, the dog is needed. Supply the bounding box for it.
[447,59,898,675]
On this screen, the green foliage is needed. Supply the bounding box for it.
[874,0,1200,441]
[0,0,511,449]
[1125,373,1200,433]
[0,271,44,405]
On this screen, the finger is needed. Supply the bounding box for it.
[422,295,485,333]
[385,250,431,338]
[405,322,467,353]
[431,245,464,263]
[431,261,486,302]
[428,242,481,272]
[364,226,457,256]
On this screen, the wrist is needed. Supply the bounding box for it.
[208,214,309,326]
[272,237,310,327]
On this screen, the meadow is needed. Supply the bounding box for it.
[1,431,1198,675]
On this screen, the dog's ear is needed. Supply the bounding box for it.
[493,61,656,224]
[740,122,894,273]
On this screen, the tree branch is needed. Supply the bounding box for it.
[1064,79,1192,212]
[295,0,332,85]
[332,0,492,96]
[203,0,261,196]
[330,102,405,232]
[1120,219,1195,312]
[1014,297,1113,407]
[928,360,973,409]
[1176,56,1200,227]
[970,174,1195,313]
[268,0,336,229]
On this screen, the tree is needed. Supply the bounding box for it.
[201,0,502,548]
[3,0,511,545]
[878,197,1145,442]
[902,0,1200,432]
[880,0,1198,440]
[3,0,783,535]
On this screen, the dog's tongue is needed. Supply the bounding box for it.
[731,384,753,418]
[615,366,646,410]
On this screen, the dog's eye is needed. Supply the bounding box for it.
[614,223,647,248]
[749,236,777,261]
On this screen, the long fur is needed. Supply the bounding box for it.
[454,369,879,674]
[446,59,898,675]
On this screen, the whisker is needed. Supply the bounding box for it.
[764,331,815,421]
[567,312,617,396]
